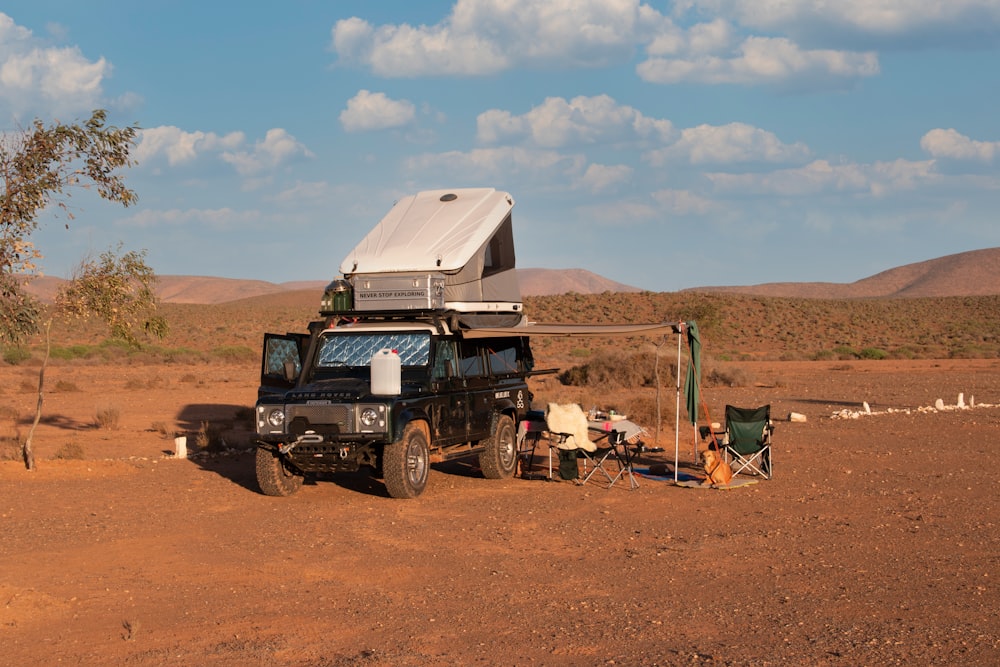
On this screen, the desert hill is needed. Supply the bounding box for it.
[20,247,1000,304]
[685,247,1000,299]
[24,268,639,304]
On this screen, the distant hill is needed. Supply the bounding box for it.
[516,268,641,296]
[683,247,1000,299]
[21,248,1000,304]
[24,268,640,304]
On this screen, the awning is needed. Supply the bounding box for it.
[459,321,684,338]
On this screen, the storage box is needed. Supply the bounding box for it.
[352,273,446,311]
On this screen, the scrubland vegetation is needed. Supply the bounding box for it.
[4,290,998,369]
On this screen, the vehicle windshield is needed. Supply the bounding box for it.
[316,331,431,368]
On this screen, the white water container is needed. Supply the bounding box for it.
[371,348,401,395]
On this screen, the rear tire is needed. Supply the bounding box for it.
[256,447,303,497]
[479,414,517,479]
[383,422,430,499]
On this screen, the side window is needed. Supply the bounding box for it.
[432,340,458,380]
[264,337,302,377]
[458,340,485,377]
[487,340,521,375]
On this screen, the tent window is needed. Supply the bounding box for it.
[482,214,515,278]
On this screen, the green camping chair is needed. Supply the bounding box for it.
[724,405,773,479]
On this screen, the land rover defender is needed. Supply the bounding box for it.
[254,313,534,498]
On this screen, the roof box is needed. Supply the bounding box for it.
[340,189,522,314]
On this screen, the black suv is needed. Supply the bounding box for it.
[254,314,534,498]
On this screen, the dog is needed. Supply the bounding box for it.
[701,448,733,486]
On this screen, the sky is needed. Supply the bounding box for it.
[2,1,999,292]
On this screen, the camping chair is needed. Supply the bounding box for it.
[723,405,773,479]
[579,429,639,490]
[544,403,594,482]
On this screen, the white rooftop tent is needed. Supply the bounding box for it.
[339,188,521,313]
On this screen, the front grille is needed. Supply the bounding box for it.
[286,404,351,429]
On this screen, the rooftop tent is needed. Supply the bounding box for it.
[339,188,521,313]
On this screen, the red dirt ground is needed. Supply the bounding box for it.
[1,359,998,665]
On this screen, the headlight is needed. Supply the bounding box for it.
[360,407,380,427]
[266,408,285,428]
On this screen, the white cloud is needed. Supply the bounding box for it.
[221,129,313,175]
[651,188,717,216]
[136,126,245,166]
[646,122,811,166]
[137,126,312,177]
[578,163,633,192]
[405,146,585,181]
[0,13,110,117]
[706,158,937,197]
[340,90,416,132]
[638,35,879,86]
[331,0,655,76]
[690,0,1000,46]
[921,128,999,162]
[477,95,674,148]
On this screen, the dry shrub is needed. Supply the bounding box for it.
[705,365,753,388]
[54,379,80,392]
[559,349,667,389]
[125,375,169,390]
[195,420,226,452]
[0,436,21,461]
[178,373,198,384]
[54,442,85,460]
[95,406,121,430]
[150,421,171,438]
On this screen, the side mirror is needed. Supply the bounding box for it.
[283,360,299,383]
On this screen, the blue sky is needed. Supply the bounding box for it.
[3,1,999,291]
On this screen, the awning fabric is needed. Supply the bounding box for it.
[459,321,684,339]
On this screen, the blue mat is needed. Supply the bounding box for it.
[635,467,760,489]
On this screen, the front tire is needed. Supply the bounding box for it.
[256,447,303,497]
[383,422,430,499]
[479,414,517,479]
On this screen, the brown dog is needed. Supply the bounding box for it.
[701,448,733,486]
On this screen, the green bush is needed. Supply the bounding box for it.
[49,345,93,360]
[859,347,887,360]
[831,345,858,360]
[2,347,32,365]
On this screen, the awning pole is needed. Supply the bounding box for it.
[674,328,682,483]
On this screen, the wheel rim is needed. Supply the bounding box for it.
[406,439,428,486]
[498,424,516,469]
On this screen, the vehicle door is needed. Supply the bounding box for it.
[258,333,309,398]
[458,340,493,440]
[430,338,468,444]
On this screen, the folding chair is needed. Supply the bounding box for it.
[579,429,639,490]
[723,404,773,479]
[543,403,594,482]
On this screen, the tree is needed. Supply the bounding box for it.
[0,109,149,469]
[1,109,139,345]
[20,246,166,470]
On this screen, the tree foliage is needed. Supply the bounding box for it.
[57,245,167,347]
[21,245,166,470]
[0,109,139,344]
